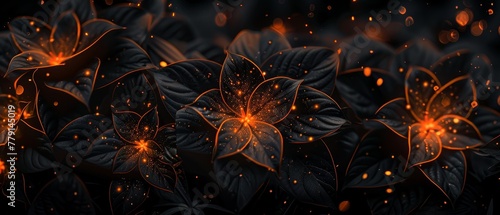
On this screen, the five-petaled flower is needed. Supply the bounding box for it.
[375,66,484,200]
[177,53,347,171]
[6,0,121,76]
[112,107,178,192]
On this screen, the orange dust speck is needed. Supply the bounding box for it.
[351,16,355,21]
[471,21,483,36]
[471,101,478,108]
[405,16,414,26]
[308,136,314,142]
[160,61,168,67]
[453,118,460,124]
[362,173,368,179]
[291,105,296,110]
[16,85,24,95]
[53,101,58,106]
[376,78,384,86]
[339,201,350,212]
[384,170,392,176]
[399,67,404,73]
[0,160,5,174]
[488,9,494,15]
[363,67,372,77]
[116,186,122,192]
[386,188,393,194]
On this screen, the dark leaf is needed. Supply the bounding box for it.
[96,38,154,88]
[29,174,95,214]
[345,132,408,188]
[279,141,337,207]
[427,76,475,119]
[336,68,402,118]
[419,150,466,202]
[52,0,97,23]
[53,114,111,158]
[152,60,220,116]
[214,156,269,212]
[109,178,150,215]
[151,16,196,43]
[112,73,156,114]
[7,51,61,74]
[338,38,394,72]
[143,36,186,67]
[99,5,151,44]
[390,40,441,79]
[215,118,252,159]
[262,47,338,94]
[228,28,291,66]
[175,107,217,154]
[85,129,124,169]
[469,106,500,143]
[407,124,442,168]
[113,107,159,143]
[277,86,346,143]
[366,186,427,215]
[18,142,54,173]
[78,19,123,53]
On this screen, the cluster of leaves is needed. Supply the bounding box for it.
[0,0,499,214]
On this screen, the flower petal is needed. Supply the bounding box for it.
[405,66,441,121]
[427,75,476,119]
[419,150,466,202]
[277,86,346,143]
[136,107,159,141]
[247,77,301,124]
[437,115,483,150]
[375,98,415,138]
[113,145,140,173]
[228,28,291,66]
[112,111,141,143]
[50,11,80,57]
[0,32,19,74]
[214,118,252,160]
[45,58,99,108]
[261,47,338,94]
[407,123,442,168]
[241,121,283,172]
[9,17,51,52]
[138,149,177,192]
[220,53,265,114]
[175,107,217,154]
[188,89,237,128]
[6,51,57,75]
[77,19,123,53]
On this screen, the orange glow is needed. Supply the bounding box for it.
[135,140,148,151]
[48,52,65,65]
[456,10,470,26]
[0,160,4,174]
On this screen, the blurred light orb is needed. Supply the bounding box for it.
[215,12,227,27]
[398,6,406,15]
[405,16,414,26]
[455,10,470,26]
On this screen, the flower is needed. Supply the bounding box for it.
[177,53,346,171]
[6,0,121,76]
[111,73,178,192]
[375,65,483,200]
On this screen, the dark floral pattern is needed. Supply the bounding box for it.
[0,0,499,214]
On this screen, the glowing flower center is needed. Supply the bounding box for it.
[48,52,65,65]
[134,139,148,151]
